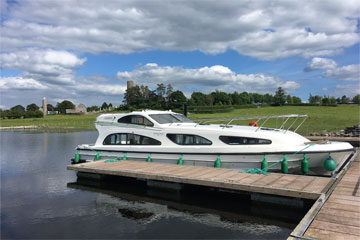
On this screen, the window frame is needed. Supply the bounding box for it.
[166,134,212,145]
[103,133,161,145]
[219,136,272,145]
[117,115,154,127]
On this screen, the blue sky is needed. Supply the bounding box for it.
[1,0,359,109]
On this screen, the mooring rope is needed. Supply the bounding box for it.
[241,144,315,175]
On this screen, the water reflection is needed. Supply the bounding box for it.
[68,175,305,238]
[1,131,304,239]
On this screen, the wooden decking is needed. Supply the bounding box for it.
[67,160,334,200]
[302,153,360,239]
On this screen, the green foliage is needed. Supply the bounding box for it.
[26,103,39,112]
[101,102,108,109]
[7,109,23,119]
[47,104,55,111]
[353,94,360,104]
[24,110,44,118]
[168,90,187,109]
[87,105,99,112]
[11,105,25,113]
[273,87,286,106]
[56,100,75,114]
[341,95,350,104]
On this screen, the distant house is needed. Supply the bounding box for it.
[66,103,87,115]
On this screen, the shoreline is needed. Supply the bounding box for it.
[0,126,95,131]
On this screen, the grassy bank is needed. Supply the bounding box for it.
[0,105,359,135]
[190,105,360,135]
[0,113,99,130]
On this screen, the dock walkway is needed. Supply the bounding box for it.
[301,153,360,239]
[67,160,334,200]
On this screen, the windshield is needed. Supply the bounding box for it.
[173,114,194,123]
[149,114,194,124]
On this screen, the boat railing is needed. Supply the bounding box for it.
[195,114,308,133]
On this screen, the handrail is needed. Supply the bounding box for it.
[196,114,308,133]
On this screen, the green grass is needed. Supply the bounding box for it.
[189,105,360,135]
[1,105,359,135]
[0,113,99,130]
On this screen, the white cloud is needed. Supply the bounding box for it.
[304,57,338,71]
[117,63,300,93]
[75,84,126,96]
[0,77,48,90]
[323,64,360,81]
[1,49,86,85]
[334,84,360,96]
[1,0,359,60]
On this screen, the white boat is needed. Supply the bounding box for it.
[75,110,354,176]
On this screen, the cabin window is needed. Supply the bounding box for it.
[150,114,194,124]
[167,134,212,145]
[219,136,272,145]
[103,133,161,145]
[118,115,154,127]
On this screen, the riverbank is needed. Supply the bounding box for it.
[0,105,359,135]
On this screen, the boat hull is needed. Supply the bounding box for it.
[75,147,353,176]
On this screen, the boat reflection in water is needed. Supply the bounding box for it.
[68,175,308,237]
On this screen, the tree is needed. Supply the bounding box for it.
[292,96,302,104]
[273,87,286,106]
[352,94,360,104]
[56,100,75,114]
[156,83,166,97]
[7,105,25,119]
[26,103,39,112]
[166,84,173,102]
[108,103,113,108]
[190,92,207,105]
[87,105,99,112]
[101,102,108,110]
[47,104,55,111]
[24,110,43,118]
[322,96,330,105]
[341,95,350,104]
[286,95,293,104]
[11,105,25,113]
[169,90,187,109]
[263,93,273,104]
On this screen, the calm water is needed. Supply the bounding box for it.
[1,131,305,239]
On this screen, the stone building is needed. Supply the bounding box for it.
[66,103,87,114]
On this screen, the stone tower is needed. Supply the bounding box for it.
[127,80,134,90]
[42,97,47,115]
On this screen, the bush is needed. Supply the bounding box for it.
[7,109,23,119]
[24,110,44,118]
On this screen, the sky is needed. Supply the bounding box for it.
[1,0,359,109]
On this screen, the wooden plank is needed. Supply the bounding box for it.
[180,167,226,178]
[235,174,264,185]
[327,197,360,206]
[323,202,360,212]
[329,194,360,202]
[209,171,241,181]
[226,173,252,182]
[285,176,316,191]
[319,207,360,219]
[305,228,360,240]
[302,177,334,193]
[268,175,298,188]
[250,174,283,186]
[309,219,360,236]
[184,168,221,179]
[316,212,360,227]
[194,169,234,180]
